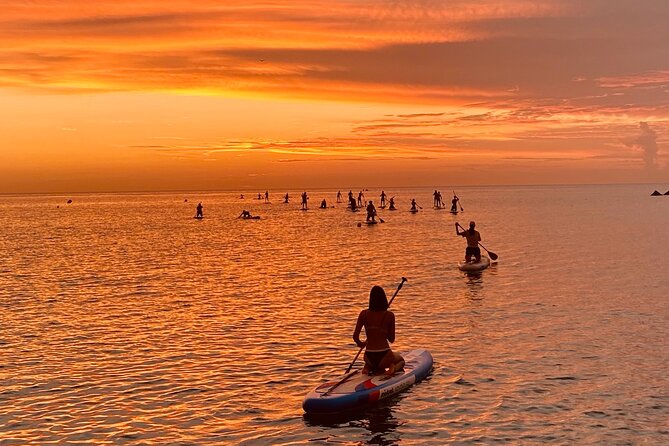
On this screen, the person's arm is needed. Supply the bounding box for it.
[353,310,366,348]
[386,312,396,343]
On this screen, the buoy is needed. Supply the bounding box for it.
[357,222,362,227]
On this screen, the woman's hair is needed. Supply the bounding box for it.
[368,285,388,311]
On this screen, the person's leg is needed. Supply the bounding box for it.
[381,351,405,376]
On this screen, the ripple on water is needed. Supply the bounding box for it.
[1,186,668,444]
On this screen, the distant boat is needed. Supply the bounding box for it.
[651,190,662,196]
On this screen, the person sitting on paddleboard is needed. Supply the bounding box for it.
[366,201,377,222]
[349,195,357,211]
[239,210,252,218]
[320,199,327,209]
[451,194,459,212]
[410,199,419,212]
[196,202,203,218]
[456,221,482,263]
[388,197,396,210]
[353,286,405,376]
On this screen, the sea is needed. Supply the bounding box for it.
[1,184,668,445]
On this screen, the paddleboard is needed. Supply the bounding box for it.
[365,220,379,225]
[194,216,204,220]
[303,349,432,415]
[458,256,490,272]
[242,216,261,220]
[450,210,458,215]
[410,209,419,213]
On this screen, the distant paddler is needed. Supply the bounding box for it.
[357,191,365,207]
[455,221,481,263]
[451,194,461,212]
[337,190,343,203]
[264,191,270,203]
[238,210,256,219]
[320,199,328,209]
[353,286,405,376]
[349,195,358,211]
[388,197,396,210]
[284,193,289,203]
[410,199,421,212]
[366,201,377,222]
[196,202,203,218]
[380,190,387,208]
[301,191,309,210]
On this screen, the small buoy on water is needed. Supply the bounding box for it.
[357,222,362,227]
[184,199,188,202]
[67,199,72,204]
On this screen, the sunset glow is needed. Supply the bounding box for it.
[1,0,668,192]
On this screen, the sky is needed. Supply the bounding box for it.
[1,0,668,193]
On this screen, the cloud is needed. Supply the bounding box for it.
[624,122,660,169]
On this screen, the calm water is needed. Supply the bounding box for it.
[1,184,668,445]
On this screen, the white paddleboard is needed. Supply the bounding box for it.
[458,256,491,271]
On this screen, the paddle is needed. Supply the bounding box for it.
[322,277,408,396]
[478,243,498,261]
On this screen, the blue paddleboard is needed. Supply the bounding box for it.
[303,349,432,414]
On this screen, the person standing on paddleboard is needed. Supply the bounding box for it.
[357,191,365,207]
[196,202,203,218]
[353,286,405,377]
[301,191,309,210]
[456,221,482,263]
[451,194,460,212]
[380,190,387,208]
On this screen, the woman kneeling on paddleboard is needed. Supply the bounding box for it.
[353,286,405,376]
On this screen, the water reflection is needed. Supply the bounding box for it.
[461,272,484,300]
[304,401,401,445]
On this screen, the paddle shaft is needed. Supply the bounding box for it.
[478,242,498,261]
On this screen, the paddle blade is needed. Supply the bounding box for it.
[488,251,498,261]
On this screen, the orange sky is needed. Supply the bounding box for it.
[1,0,668,193]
